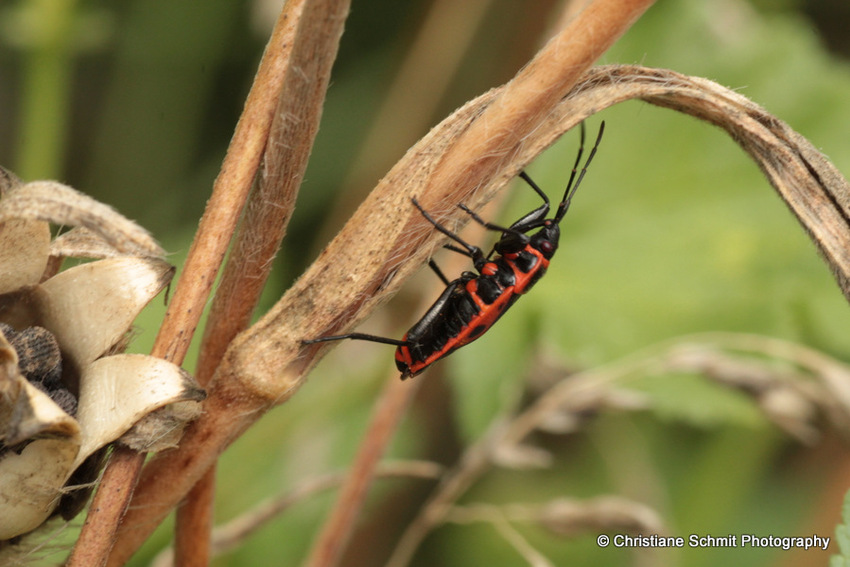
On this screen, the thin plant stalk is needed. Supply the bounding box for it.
[173,0,350,563]
[150,462,444,567]
[304,192,510,567]
[64,5,299,566]
[319,0,494,237]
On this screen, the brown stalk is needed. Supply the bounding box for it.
[172,0,351,564]
[65,5,298,567]
[102,1,657,561]
[299,0,499,562]
[302,197,506,567]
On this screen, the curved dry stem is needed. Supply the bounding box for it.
[239,65,850,409]
[106,62,850,565]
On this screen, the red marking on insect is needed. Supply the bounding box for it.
[302,122,605,379]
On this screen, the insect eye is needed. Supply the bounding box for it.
[540,240,554,253]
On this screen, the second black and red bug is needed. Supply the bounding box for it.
[303,122,605,379]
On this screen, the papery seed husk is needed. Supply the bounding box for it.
[119,400,204,452]
[0,438,80,540]
[35,257,175,368]
[74,354,204,467]
[49,226,132,260]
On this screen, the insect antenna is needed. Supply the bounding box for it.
[554,121,605,223]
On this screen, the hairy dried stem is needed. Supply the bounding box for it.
[172,1,349,564]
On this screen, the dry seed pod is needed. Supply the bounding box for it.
[0,170,204,542]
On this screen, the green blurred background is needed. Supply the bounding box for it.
[2,0,850,565]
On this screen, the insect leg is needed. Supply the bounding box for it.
[428,258,451,286]
[518,171,550,204]
[443,243,472,257]
[457,203,526,239]
[412,197,485,264]
[301,333,409,347]
[554,121,604,222]
[507,173,551,233]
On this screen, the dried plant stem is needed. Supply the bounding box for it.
[321,0,494,235]
[174,474,217,567]
[479,509,556,567]
[173,0,348,564]
[415,0,653,217]
[212,461,442,558]
[305,199,509,567]
[65,5,298,567]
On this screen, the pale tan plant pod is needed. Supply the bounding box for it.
[0,170,204,542]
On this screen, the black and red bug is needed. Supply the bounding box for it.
[303,122,605,379]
